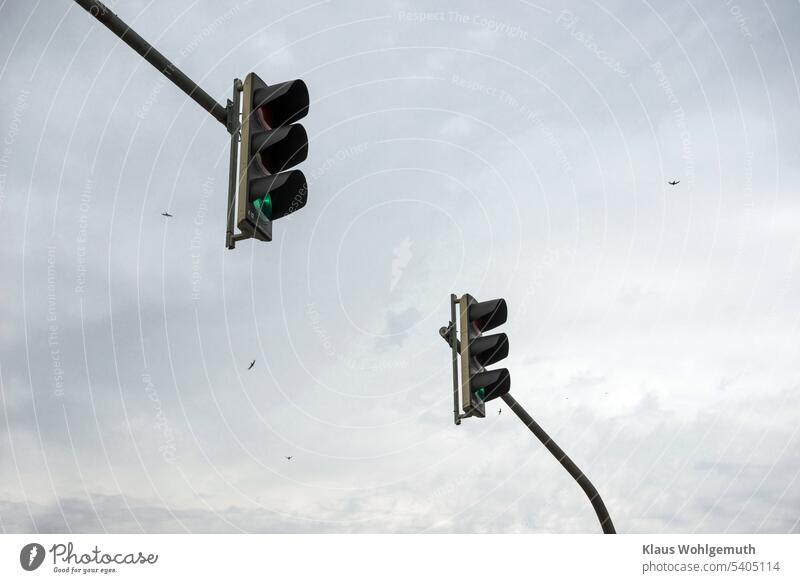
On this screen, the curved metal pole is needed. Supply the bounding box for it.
[501,392,616,534]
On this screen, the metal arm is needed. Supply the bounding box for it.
[501,392,616,534]
[73,0,228,127]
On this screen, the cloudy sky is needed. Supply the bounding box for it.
[0,0,798,534]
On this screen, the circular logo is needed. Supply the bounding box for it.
[20,543,45,571]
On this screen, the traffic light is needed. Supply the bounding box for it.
[237,72,309,241]
[458,294,511,418]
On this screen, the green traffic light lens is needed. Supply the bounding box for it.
[475,387,486,401]
[253,195,273,220]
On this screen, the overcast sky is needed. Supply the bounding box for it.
[0,0,799,534]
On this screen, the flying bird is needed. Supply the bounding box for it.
[248,360,255,370]
[668,180,680,186]
[161,211,173,217]
[498,409,502,415]
[285,456,293,461]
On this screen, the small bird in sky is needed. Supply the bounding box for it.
[248,360,255,370]
[668,180,680,186]
[161,211,173,217]
[285,456,293,461]
[498,409,502,415]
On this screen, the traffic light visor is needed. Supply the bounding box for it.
[254,80,309,129]
[471,368,511,403]
[250,124,308,174]
[470,333,509,367]
[468,298,508,333]
[248,170,308,220]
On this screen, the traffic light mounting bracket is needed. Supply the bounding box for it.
[225,78,251,250]
[438,294,464,425]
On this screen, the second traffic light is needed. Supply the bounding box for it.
[458,294,511,418]
[237,72,309,241]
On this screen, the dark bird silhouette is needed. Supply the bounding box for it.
[285,456,293,461]
[161,211,173,217]
[668,180,680,186]
[248,360,255,370]
[498,409,502,415]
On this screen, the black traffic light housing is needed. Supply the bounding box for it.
[237,73,309,241]
[457,294,511,418]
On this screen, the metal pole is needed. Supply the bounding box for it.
[72,0,228,127]
[501,392,616,534]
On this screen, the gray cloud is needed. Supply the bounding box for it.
[1,0,799,533]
